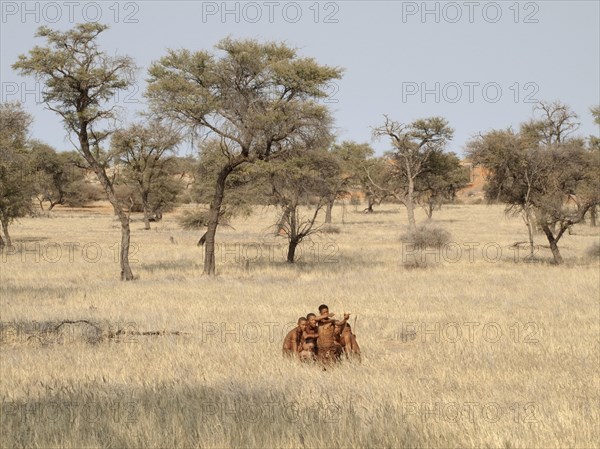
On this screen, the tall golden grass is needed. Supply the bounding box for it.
[1,201,598,448]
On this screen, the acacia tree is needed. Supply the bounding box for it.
[178,138,260,243]
[371,116,454,231]
[521,101,580,146]
[13,23,137,280]
[146,38,341,275]
[263,150,341,263]
[0,102,34,247]
[111,122,182,230]
[469,102,599,264]
[362,156,390,213]
[324,141,375,223]
[29,140,86,210]
[415,150,469,219]
[588,105,600,226]
[467,128,539,257]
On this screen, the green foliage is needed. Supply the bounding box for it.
[111,122,184,224]
[467,101,599,263]
[13,24,136,147]
[12,23,136,204]
[264,149,341,210]
[177,208,230,230]
[193,139,261,217]
[146,37,342,161]
[371,116,454,205]
[415,150,470,217]
[329,141,376,206]
[29,141,87,209]
[259,148,342,261]
[0,102,35,242]
[147,37,342,272]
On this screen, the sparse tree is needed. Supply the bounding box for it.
[111,121,182,230]
[469,102,599,264]
[415,150,469,219]
[146,38,341,274]
[13,23,137,280]
[263,149,341,263]
[181,139,260,244]
[0,101,35,247]
[29,141,86,210]
[325,141,375,222]
[371,116,454,231]
[521,101,580,146]
[468,128,546,258]
[362,156,390,213]
[587,105,600,226]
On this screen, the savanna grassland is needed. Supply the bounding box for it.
[1,202,598,449]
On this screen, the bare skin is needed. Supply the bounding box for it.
[316,308,348,364]
[294,315,314,361]
[283,319,307,357]
[335,322,361,361]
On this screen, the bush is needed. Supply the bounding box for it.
[322,225,340,234]
[402,258,430,269]
[350,194,361,207]
[177,190,195,205]
[63,181,104,207]
[586,242,600,259]
[400,224,451,249]
[178,209,210,230]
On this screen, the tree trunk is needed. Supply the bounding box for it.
[406,177,417,232]
[426,198,434,220]
[143,206,151,230]
[591,206,597,227]
[287,239,299,263]
[548,239,563,265]
[119,216,134,280]
[325,198,334,224]
[142,192,151,230]
[365,196,375,213]
[541,223,563,264]
[79,128,134,281]
[203,165,233,276]
[203,213,219,275]
[1,218,11,247]
[275,209,289,236]
[526,220,535,259]
[0,232,4,251]
[525,208,535,259]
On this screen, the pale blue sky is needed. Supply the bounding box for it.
[1,1,599,156]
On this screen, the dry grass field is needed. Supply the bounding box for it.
[1,201,598,448]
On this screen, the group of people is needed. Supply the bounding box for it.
[282,304,361,364]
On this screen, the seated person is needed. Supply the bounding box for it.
[315,304,348,364]
[303,313,319,353]
[282,317,307,357]
[335,320,361,361]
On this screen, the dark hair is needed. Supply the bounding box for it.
[318,304,329,313]
[297,317,307,324]
[306,313,316,319]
